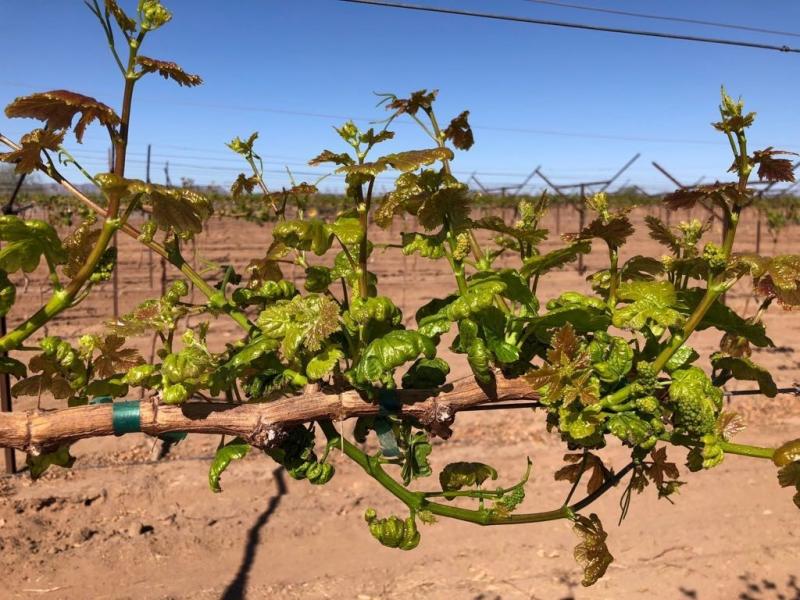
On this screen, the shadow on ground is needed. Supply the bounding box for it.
[221,468,288,600]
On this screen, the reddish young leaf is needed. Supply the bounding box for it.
[752,147,797,183]
[136,56,203,87]
[0,128,64,174]
[443,111,474,151]
[5,90,120,142]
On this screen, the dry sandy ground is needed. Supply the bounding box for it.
[1,207,800,600]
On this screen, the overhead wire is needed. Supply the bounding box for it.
[336,0,800,53]
[519,0,800,39]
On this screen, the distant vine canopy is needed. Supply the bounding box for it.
[0,0,799,587]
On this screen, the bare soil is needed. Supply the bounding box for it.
[1,206,799,600]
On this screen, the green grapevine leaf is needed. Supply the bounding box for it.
[711,354,777,397]
[27,444,75,480]
[401,357,450,389]
[306,346,344,381]
[439,461,498,492]
[209,437,250,493]
[613,280,682,333]
[0,216,67,273]
[520,241,591,277]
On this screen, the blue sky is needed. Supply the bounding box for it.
[1,0,799,194]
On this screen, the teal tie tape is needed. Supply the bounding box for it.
[92,396,181,439]
[111,401,141,436]
[377,388,402,414]
[375,389,401,457]
[374,417,400,458]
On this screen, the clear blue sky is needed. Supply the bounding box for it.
[1,0,799,193]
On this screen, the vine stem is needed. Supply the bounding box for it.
[0,37,143,351]
[0,134,255,334]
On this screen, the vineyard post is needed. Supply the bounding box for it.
[0,313,14,474]
[109,146,119,319]
[0,172,26,474]
[146,143,153,289]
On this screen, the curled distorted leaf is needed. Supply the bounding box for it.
[400,431,433,485]
[439,461,498,493]
[306,346,344,381]
[5,90,120,142]
[27,444,76,480]
[443,110,474,150]
[364,509,420,550]
[401,357,450,389]
[384,89,437,116]
[0,216,67,273]
[572,513,614,587]
[0,271,15,317]
[375,169,469,230]
[136,56,203,87]
[737,254,800,308]
[400,231,445,260]
[607,413,654,447]
[0,128,64,174]
[588,334,633,383]
[209,437,250,492]
[711,353,777,397]
[349,329,436,389]
[771,439,800,469]
[0,356,26,379]
[230,173,258,198]
[272,219,333,256]
[612,280,681,333]
[775,461,800,510]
